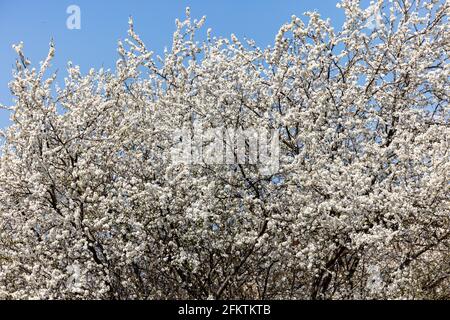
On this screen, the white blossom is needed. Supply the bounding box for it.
[0,1,448,300]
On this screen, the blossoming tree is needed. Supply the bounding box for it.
[0,0,448,299]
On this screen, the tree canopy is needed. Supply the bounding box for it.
[0,0,448,299]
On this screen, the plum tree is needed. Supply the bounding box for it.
[0,0,448,299]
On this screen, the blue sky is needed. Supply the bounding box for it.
[0,0,351,128]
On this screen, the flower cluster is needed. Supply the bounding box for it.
[0,0,448,299]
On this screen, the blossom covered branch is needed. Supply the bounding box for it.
[0,0,448,299]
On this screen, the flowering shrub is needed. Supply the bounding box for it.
[0,0,448,299]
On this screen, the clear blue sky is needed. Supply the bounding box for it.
[0,0,355,128]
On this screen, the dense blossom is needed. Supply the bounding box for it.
[0,0,448,299]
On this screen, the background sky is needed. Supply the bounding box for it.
[0,0,355,128]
